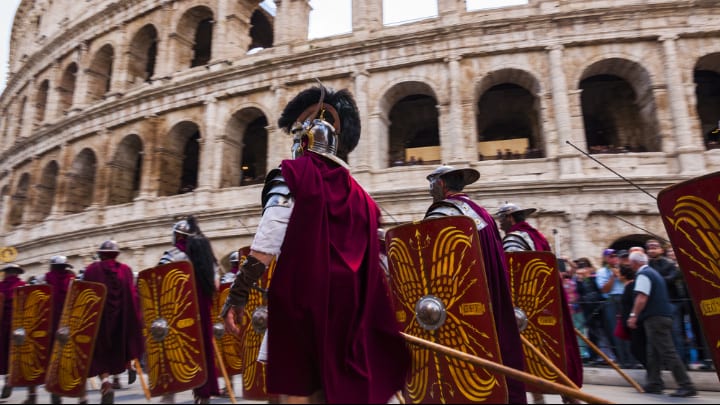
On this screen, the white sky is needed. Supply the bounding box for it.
[0,0,526,93]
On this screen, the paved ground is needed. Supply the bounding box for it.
[1,367,719,403]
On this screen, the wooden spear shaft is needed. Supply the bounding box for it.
[401,332,614,404]
[574,328,644,393]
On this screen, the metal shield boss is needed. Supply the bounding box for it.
[136,261,207,396]
[9,284,53,387]
[45,280,107,397]
[506,251,568,391]
[657,171,720,379]
[385,216,508,404]
[237,257,276,401]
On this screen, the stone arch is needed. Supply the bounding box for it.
[159,121,202,196]
[58,62,78,114]
[380,80,440,167]
[63,148,98,214]
[86,44,115,103]
[32,160,59,222]
[107,134,144,205]
[174,5,215,69]
[222,106,268,188]
[127,24,159,87]
[7,172,31,227]
[475,68,544,161]
[0,184,9,230]
[579,58,660,153]
[14,96,27,140]
[34,79,50,125]
[694,53,720,150]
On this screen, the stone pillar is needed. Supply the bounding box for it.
[274,0,311,47]
[351,69,370,171]
[93,130,114,206]
[153,3,175,80]
[438,0,463,24]
[369,110,390,169]
[46,62,62,121]
[139,116,162,199]
[108,24,128,98]
[568,212,586,260]
[445,54,467,163]
[200,96,227,189]
[548,44,583,178]
[23,157,42,224]
[213,0,252,62]
[50,143,75,217]
[70,43,91,113]
[660,34,705,174]
[267,84,289,169]
[352,0,383,35]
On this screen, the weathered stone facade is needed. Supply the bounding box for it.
[1,0,719,278]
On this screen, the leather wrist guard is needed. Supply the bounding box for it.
[221,255,267,317]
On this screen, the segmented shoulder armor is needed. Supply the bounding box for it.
[502,231,535,252]
[261,167,294,213]
[158,247,189,265]
[424,199,488,231]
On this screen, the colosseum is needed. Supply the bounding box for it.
[1,0,719,278]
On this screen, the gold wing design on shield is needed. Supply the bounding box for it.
[138,268,202,390]
[214,286,243,374]
[11,287,51,382]
[388,223,500,403]
[663,195,720,286]
[55,289,104,390]
[508,255,562,381]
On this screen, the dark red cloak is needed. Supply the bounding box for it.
[83,259,144,377]
[0,274,26,374]
[44,268,76,338]
[266,152,410,403]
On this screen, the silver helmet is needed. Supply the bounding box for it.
[97,240,120,253]
[229,251,240,264]
[172,218,197,245]
[50,255,73,269]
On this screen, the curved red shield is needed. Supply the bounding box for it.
[657,171,720,379]
[213,282,244,376]
[506,251,567,390]
[45,280,107,397]
[386,216,508,404]
[9,284,53,386]
[238,258,275,401]
[137,261,207,396]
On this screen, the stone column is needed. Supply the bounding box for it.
[93,130,114,206]
[274,0,311,48]
[46,61,62,121]
[660,34,705,174]
[108,24,128,98]
[70,43,91,113]
[548,44,583,178]
[568,212,586,260]
[212,0,252,62]
[438,0,463,24]
[351,69,370,171]
[352,0,383,35]
[267,84,288,169]
[50,143,75,217]
[198,96,221,190]
[445,54,467,163]
[369,110,390,169]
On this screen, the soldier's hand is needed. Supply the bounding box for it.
[223,306,243,336]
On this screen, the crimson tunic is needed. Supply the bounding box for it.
[0,274,26,374]
[83,259,144,377]
[44,268,76,339]
[266,152,410,403]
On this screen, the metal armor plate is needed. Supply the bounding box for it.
[506,251,567,391]
[45,280,107,397]
[137,261,208,396]
[9,284,52,387]
[213,282,244,376]
[385,216,508,404]
[238,258,276,401]
[657,171,720,378]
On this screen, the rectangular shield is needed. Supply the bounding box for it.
[9,284,53,387]
[136,260,208,397]
[385,216,508,404]
[506,251,568,391]
[212,282,244,376]
[45,280,107,397]
[657,170,720,379]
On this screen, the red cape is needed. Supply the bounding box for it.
[266,153,410,403]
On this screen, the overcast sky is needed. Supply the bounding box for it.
[0,0,526,93]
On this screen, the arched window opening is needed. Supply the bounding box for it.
[33,161,59,221]
[241,116,268,186]
[388,94,439,167]
[8,173,30,227]
[191,18,213,67]
[180,131,200,194]
[64,149,98,214]
[58,63,78,114]
[108,135,144,205]
[87,44,114,103]
[34,80,50,124]
[694,68,720,150]
[249,8,274,52]
[128,25,159,87]
[476,83,541,160]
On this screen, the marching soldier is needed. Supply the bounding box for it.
[494,203,583,404]
[424,165,528,404]
[82,241,144,404]
[157,216,220,404]
[221,84,410,403]
[0,264,26,400]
